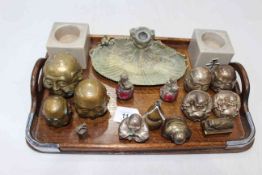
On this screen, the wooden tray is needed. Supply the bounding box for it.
[26,35,255,153]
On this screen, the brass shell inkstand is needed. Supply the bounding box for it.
[90,27,187,85]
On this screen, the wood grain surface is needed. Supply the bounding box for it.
[29,35,250,153]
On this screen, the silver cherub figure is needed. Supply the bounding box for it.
[213,90,241,119]
[184,66,212,92]
[160,77,179,102]
[181,90,212,122]
[118,113,149,143]
[211,64,237,92]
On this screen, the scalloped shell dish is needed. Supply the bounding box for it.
[90,29,187,85]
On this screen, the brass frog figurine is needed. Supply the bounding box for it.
[162,118,191,144]
[41,95,72,127]
[211,64,237,92]
[184,67,212,92]
[181,90,212,122]
[43,52,83,97]
[118,114,149,143]
[74,79,110,119]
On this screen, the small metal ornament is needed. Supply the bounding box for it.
[41,95,72,127]
[211,64,237,92]
[144,100,165,130]
[160,77,179,102]
[74,79,110,119]
[162,118,191,144]
[213,90,241,119]
[184,66,212,92]
[202,118,234,135]
[43,52,83,97]
[75,123,88,139]
[118,113,149,143]
[181,90,212,122]
[116,73,134,100]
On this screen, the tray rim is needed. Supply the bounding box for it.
[25,35,255,153]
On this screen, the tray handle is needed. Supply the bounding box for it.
[26,58,60,153]
[226,62,255,149]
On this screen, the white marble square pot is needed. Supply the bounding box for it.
[46,22,90,69]
[188,29,234,68]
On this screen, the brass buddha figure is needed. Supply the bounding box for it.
[41,95,72,127]
[181,90,212,122]
[184,67,212,92]
[211,64,237,92]
[74,79,110,119]
[213,90,241,119]
[43,52,83,97]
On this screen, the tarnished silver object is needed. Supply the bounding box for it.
[181,90,212,122]
[213,90,241,119]
[116,73,134,100]
[74,79,110,119]
[160,77,179,102]
[211,64,237,92]
[43,52,83,97]
[184,66,212,92]
[144,100,165,130]
[75,123,88,139]
[41,95,72,127]
[118,113,149,143]
[202,118,234,135]
[90,27,187,85]
[162,118,191,144]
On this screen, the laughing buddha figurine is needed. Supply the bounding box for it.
[43,52,83,97]
[181,90,212,122]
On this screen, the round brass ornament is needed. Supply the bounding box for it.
[74,79,110,119]
[41,95,72,127]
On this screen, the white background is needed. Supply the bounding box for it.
[0,0,261,174]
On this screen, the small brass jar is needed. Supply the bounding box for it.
[41,95,72,127]
[74,79,110,119]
